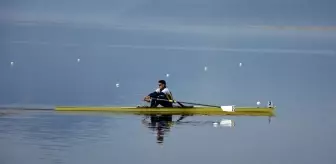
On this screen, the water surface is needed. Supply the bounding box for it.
[1,108,335,164]
[1,0,336,163]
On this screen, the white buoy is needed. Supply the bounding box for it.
[239,63,242,67]
[116,83,120,88]
[204,66,207,71]
[166,73,170,77]
[257,101,261,106]
[77,58,80,62]
[10,61,14,66]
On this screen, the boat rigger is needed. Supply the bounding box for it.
[55,105,275,116]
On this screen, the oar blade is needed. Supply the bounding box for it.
[220,105,235,112]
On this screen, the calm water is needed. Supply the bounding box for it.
[1,28,336,164]
[0,108,335,164]
[1,1,336,163]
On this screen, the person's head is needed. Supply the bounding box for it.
[158,80,166,89]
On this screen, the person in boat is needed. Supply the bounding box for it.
[144,80,174,108]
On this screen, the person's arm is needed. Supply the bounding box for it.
[144,89,159,101]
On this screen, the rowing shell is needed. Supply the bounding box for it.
[55,106,275,116]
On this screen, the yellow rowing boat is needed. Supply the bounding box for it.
[55,106,275,116]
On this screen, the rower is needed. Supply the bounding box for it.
[144,80,174,107]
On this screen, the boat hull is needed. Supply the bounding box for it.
[55,106,275,116]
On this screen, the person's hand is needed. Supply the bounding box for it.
[144,96,151,102]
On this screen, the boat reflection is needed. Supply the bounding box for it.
[142,115,273,145]
[212,119,235,127]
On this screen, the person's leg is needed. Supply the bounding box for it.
[150,99,159,107]
[158,100,173,107]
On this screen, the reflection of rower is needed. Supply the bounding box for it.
[142,115,186,145]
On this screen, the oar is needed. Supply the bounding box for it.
[152,98,218,107]
[151,98,235,112]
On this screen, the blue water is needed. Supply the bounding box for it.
[1,2,336,163]
[0,108,335,164]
